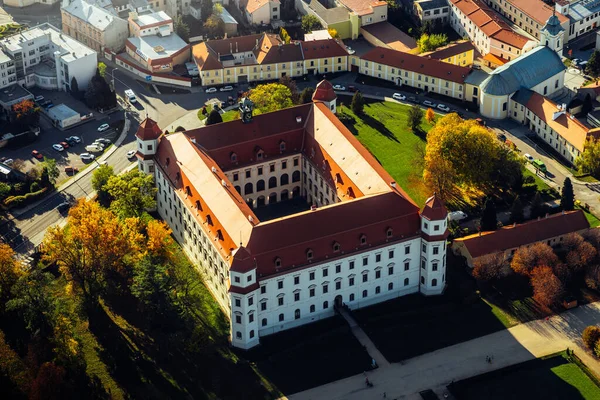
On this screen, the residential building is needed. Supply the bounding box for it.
[420,40,476,66]
[0,23,97,92]
[360,46,470,100]
[128,10,172,37]
[62,0,130,53]
[134,100,448,350]
[414,0,450,24]
[110,0,155,16]
[556,0,600,41]
[5,0,60,8]
[449,0,536,68]
[244,0,280,25]
[0,50,17,89]
[453,211,590,268]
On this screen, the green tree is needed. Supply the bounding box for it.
[174,15,190,42]
[248,83,293,114]
[279,27,291,44]
[561,177,575,211]
[70,76,80,100]
[41,158,59,186]
[510,195,525,224]
[299,87,314,104]
[204,12,224,38]
[206,109,223,125]
[351,91,365,115]
[0,243,23,314]
[86,68,116,110]
[98,62,107,78]
[199,0,213,22]
[585,50,600,77]
[0,182,10,202]
[530,191,545,219]
[576,137,600,178]
[105,170,157,218]
[480,198,497,231]
[582,93,593,115]
[91,164,115,207]
[417,33,448,52]
[279,75,299,103]
[301,14,323,33]
[131,256,176,320]
[407,104,424,132]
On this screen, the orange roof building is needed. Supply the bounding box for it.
[135,102,449,349]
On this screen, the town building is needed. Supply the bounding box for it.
[110,0,155,17]
[420,40,476,66]
[0,23,97,92]
[449,0,536,68]
[0,50,17,89]
[360,22,417,52]
[414,0,450,24]
[5,0,60,8]
[134,99,448,350]
[62,0,130,53]
[453,210,590,268]
[243,0,280,25]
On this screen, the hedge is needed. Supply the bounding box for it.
[3,187,48,209]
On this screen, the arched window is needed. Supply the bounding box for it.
[388,282,393,291]
[280,173,289,186]
[292,170,300,182]
[306,249,313,261]
[230,152,237,162]
[323,301,328,309]
[185,186,191,196]
[432,279,437,287]
[244,182,253,195]
[195,200,201,210]
[310,304,315,313]
[404,277,409,286]
[256,179,265,192]
[295,309,301,319]
[362,290,368,298]
[206,215,213,225]
[269,176,277,189]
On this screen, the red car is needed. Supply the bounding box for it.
[31,150,43,159]
[59,141,69,149]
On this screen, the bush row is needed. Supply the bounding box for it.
[3,187,48,209]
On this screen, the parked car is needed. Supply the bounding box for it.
[52,144,64,152]
[533,159,547,173]
[59,141,70,149]
[423,100,436,107]
[524,153,534,162]
[92,141,105,149]
[407,96,418,103]
[97,123,110,132]
[348,85,358,92]
[3,158,13,166]
[85,145,103,153]
[65,136,81,144]
[64,165,79,174]
[333,84,346,91]
[220,85,234,92]
[34,95,44,102]
[437,104,450,112]
[46,104,54,109]
[205,87,217,93]
[96,138,111,145]
[345,46,356,55]
[56,202,72,214]
[126,150,136,159]
[40,100,52,107]
[392,93,406,101]
[31,150,43,159]
[448,211,468,221]
[80,153,95,160]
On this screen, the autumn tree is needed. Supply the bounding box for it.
[12,99,40,128]
[560,233,597,281]
[423,157,456,202]
[301,14,322,33]
[561,177,575,211]
[97,62,107,78]
[407,104,424,132]
[472,253,507,283]
[279,75,299,104]
[583,326,600,350]
[480,198,497,231]
[105,169,157,219]
[351,91,365,115]
[530,266,564,308]
[0,330,32,395]
[425,107,435,124]
[299,87,314,104]
[328,28,340,38]
[204,10,224,38]
[279,27,291,43]
[511,242,559,277]
[248,83,293,114]
[0,243,23,313]
[509,195,525,224]
[91,164,115,207]
[0,182,10,202]
[576,137,600,178]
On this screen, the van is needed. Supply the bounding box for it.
[533,159,547,172]
[124,89,137,104]
[85,144,103,153]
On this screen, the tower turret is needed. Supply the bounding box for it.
[135,117,162,175]
[540,10,565,54]
[419,193,449,296]
[312,79,337,113]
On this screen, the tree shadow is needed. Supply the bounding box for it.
[359,113,400,143]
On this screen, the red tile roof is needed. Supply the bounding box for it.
[505,0,568,25]
[136,118,162,141]
[421,194,447,221]
[454,211,590,259]
[362,47,471,84]
[301,39,349,60]
[246,0,279,14]
[337,0,387,15]
[312,79,337,102]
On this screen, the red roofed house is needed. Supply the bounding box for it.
[452,210,590,268]
[312,79,338,113]
[135,101,448,349]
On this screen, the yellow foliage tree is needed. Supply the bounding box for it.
[146,219,175,260]
[328,28,339,38]
[0,243,23,310]
[425,107,435,124]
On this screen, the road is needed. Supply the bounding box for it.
[1,3,62,28]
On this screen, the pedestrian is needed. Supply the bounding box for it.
[383,392,387,398]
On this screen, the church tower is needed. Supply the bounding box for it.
[135,117,162,175]
[540,10,565,55]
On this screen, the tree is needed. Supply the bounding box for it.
[417,33,448,52]
[248,83,293,114]
[480,198,497,231]
[0,182,10,202]
[351,91,365,115]
[131,256,176,319]
[299,87,314,104]
[585,50,600,77]
[29,362,66,400]
[423,157,456,202]
[174,15,190,42]
[530,191,545,219]
[279,75,299,104]
[204,13,224,38]
[0,330,32,395]
[576,137,600,178]
[472,253,507,283]
[199,0,213,22]
[511,242,559,277]
[562,233,597,274]
[97,62,107,78]
[582,93,593,115]
[85,68,116,110]
[91,164,115,207]
[301,14,322,33]
[105,169,157,219]
[509,196,525,224]
[328,28,339,38]
[582,326,600,350]
[0,243,23,312]
[70,76,80,100]
[530,266,564,308]
[206,109,223,125]
[407,104,424,132]
[12,99,40,128]
[41,158,59,186]
[279,27,291,44]
[561,177,575,211]
[425,107,435,124]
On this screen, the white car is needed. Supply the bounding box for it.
[392,93,406,101]
[97,123,110,132]
[524,153,534,162]
[126,150,136,158]
[80,153,95,160]
[34,95,44,102]
[448,211,468,222]
[220,85,234,92]
[345,46,356,55]
[437,104,450,112]
[92,141,105,149]
[333,84,346,91]
[205,87,217,93]
[96,138,111,145]
[65,136,81,144]
[52,144,64,152]
[423,100,436,107]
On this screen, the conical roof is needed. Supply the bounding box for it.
[136,117,162,141]
[421,193,448,220]
[542,11,564,36]
[312,79,337,102]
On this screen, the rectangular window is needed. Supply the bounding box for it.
[432,263,438,271]
[258,167,263,175]
[294,292,300,301]
[310,288,315,297]
[349,277,355,286]
[405,246,410,255]
[433,247,439,255]
[278,297,284,306]
[282,161,287,169]
[248,297,254,306]
[362,258,368,266]
[261,302,267,311]
[278,281,283,289]
[294,276,300,285]
[235,298,241,307]
[335,281,341,290]
[404,261,409,271]
[349,261,355,269]
[389,250,394,259]
[362,274,368,283]
[335,264,341,273]
[309,271,315,280]
[323,268,328,277]
[389,266,394,275]
[375,270,381,279]
[375,254,381,262]
[323,285,328,294]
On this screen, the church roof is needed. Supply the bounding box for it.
[542,12,564,36]
[479,46,565,96]
[313,79,337,102]
[136,118,162,141]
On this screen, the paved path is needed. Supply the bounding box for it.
[289,302,600,400]
[338,307,390,368]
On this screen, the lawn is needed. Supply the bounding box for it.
[578,205,600,228]
[449,351,600,400]
[244,315,372,395]
[197,109,238,123]
[338,100,436,206]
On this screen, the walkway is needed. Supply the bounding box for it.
[337,307,390,368]
[289,302,600,400]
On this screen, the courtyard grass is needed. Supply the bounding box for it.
[197,109,238,123]
[338,100,436,206]
[450,351,600,400]
[578,205,600,228]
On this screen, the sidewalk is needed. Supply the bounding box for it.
[338,307,390,368]
[164,108,204,132]
[289,302,600,400]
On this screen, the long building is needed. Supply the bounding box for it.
[134,94,448,349]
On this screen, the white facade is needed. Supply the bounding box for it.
[0,52,17,89]
[245,0,280,25]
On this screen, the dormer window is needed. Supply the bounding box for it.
[166,157,170,166]
[216,229,224,240]
[185,186,191,196]
[206,215,213,226]
[230,152,238,162]
[279,141,286,152]
[176,172,181,181]
[195,200,201,210]
[347,187,355,198]
[360,235,367,245]
[256,147,264,160]
[306,249,313,261]
[386,228,393,238]
[333,242,340,252]
[275,257,282,267]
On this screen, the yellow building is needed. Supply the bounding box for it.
[420,40,475,67]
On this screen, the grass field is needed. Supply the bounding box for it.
[450,351,600,400]
[338,101,436,206]
[197,109,237,123]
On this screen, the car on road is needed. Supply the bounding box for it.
[59,141,70,149]
[80,153,95,160]
[423,100,436,107]
[65,136,81,144]
[448,211,468,221]
[392,93,406,101]
[407,96,418,103]
[96,138,111,145]
[64,166,78,174]
[205,87,217,93]
[524,153,534,162]
[333,84,346,91]
[56,202,72,214]
[31,150,43,159]
[3,158,13,166]
[220,85,234,92]
[97,123,110,132]
[52,144,64,152]
[126,150,136,159]
[437,104,450,112]
[34,95,44,102]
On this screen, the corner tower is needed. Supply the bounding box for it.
[312,79,337,113]
[135,117,162,175]
[420,194,449,296]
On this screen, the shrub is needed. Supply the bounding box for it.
[595,340,600,358]
[3,187,47,209]
[582,325,600,351]
[30,181,40,193]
